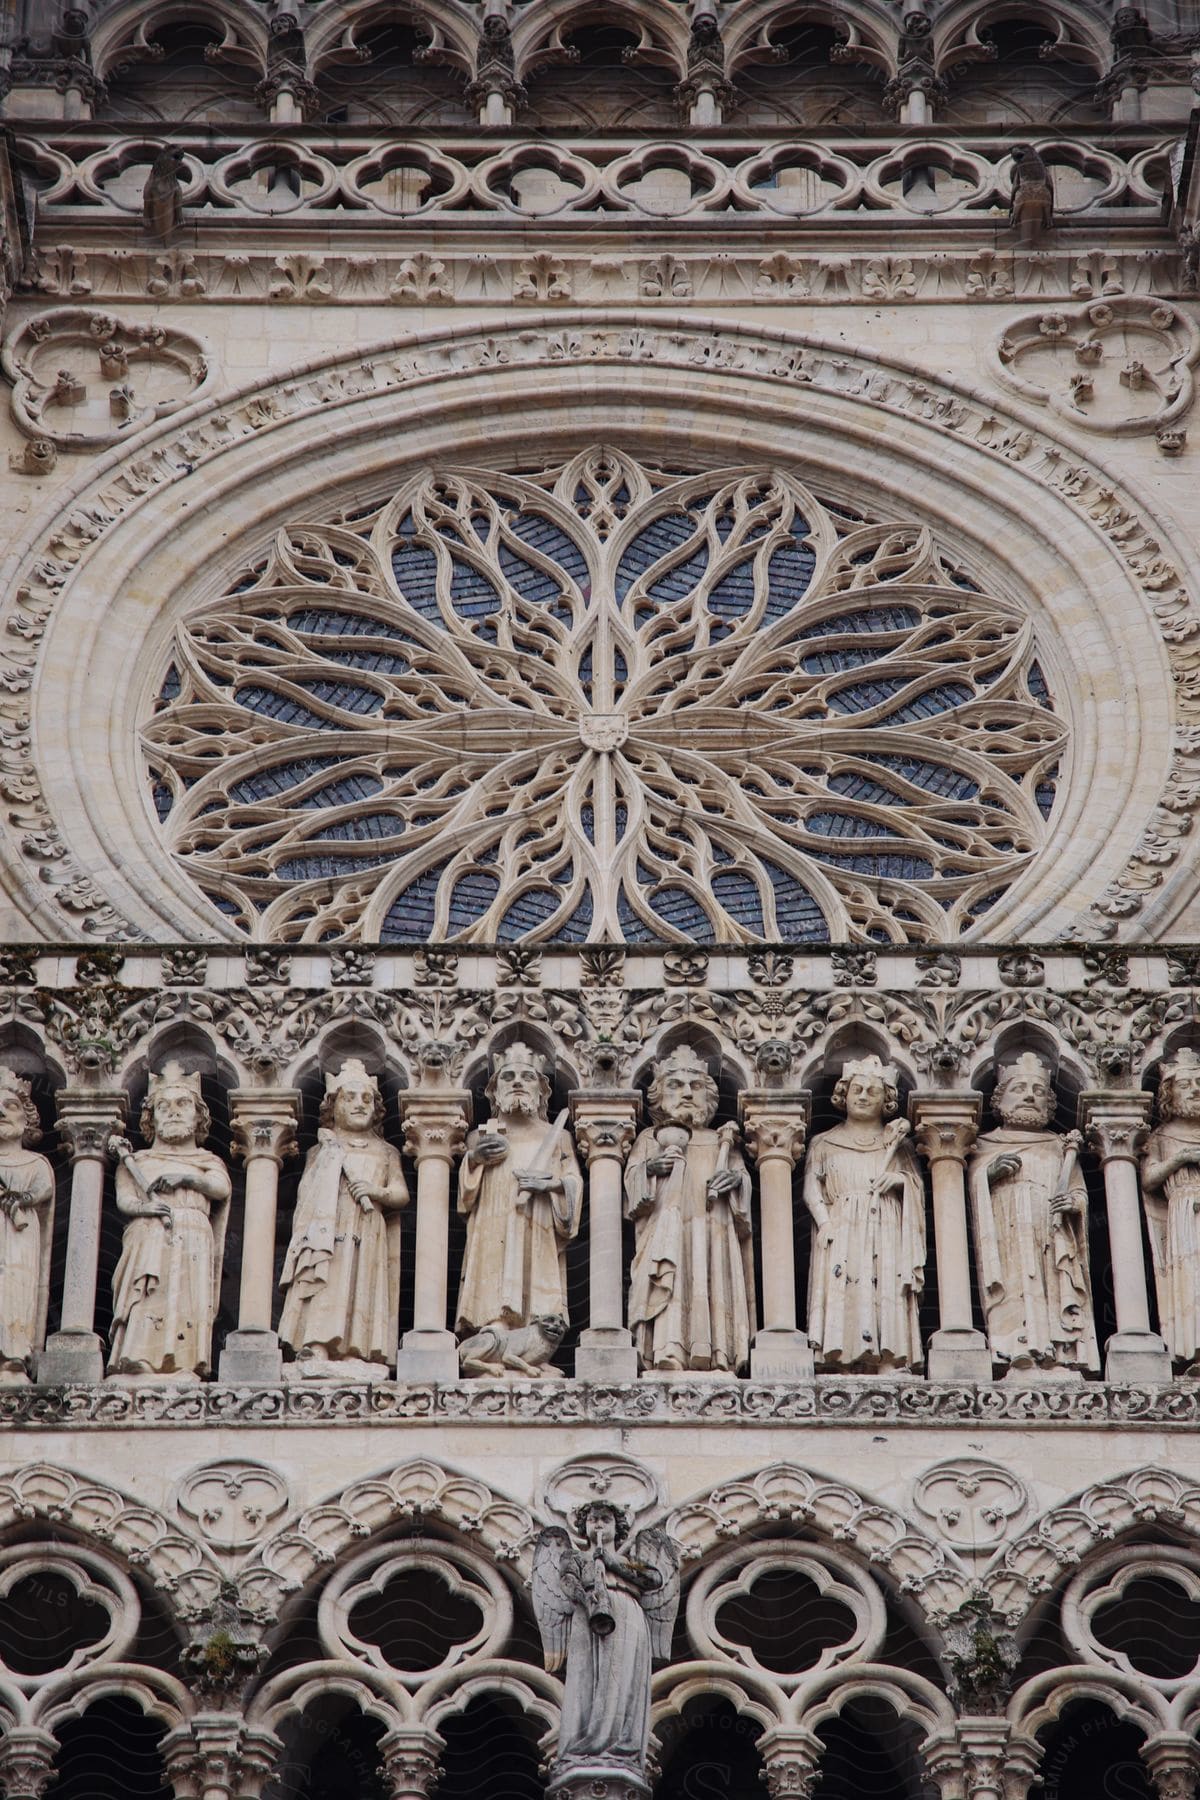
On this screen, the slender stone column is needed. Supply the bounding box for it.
[0,1727,59,1800]
[163,1719,281,1800]
[739,1089,814,1380]
[757,1727,824,1799]
[570,1089,640,1382]
[395,1090,470,1383]
[911,1093,992,1382]
[1083,1092,1171,1382]
[379,1729,442,1800]
[37,1088,126,1386]
[219,1088,301,1385]
[1142,1732,1200,1800]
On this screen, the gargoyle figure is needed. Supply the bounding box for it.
[1010,146,1053,246]
[143,147,187,238]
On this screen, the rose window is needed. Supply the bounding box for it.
[143,448,1065,944]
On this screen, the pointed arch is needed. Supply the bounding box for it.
[985,1467,1200,1626]
[0,1463,220,1624]
[90,0,269,85]
[664,1461,972,1623]
[238,1458,536,1623]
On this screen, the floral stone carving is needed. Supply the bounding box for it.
[2,307,211,448]
[143,448,1064,945]
[994,297,1199,438]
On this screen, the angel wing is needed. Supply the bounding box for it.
[530,1527,576,1673]
[628,1527,681,1662]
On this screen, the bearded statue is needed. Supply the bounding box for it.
[968,1052,1096,1376]
[455,1041,582,1374]
[624,1047,754,1374]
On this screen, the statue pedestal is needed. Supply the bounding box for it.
[574,1326,639,1383]
[926,1327,993,1382]
[395,1328,460,1383]
[219,1329,283,1385]
[751,1327,815,1381]
[37,1329,104,1386]
[1104,1329,1172,1384]
[546,1764,650,1800]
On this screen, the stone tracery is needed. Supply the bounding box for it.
[143,448,1064,946]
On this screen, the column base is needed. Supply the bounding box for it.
[37,1330,104,1386]
[547,1764,649,1800]
[574,1327,639,1383]
[751,1329,815,1382]
[395,1329,460,1383]
[1104,1330,1173,1384]
[219,1330,283,1385]
[926,1327,993,1382]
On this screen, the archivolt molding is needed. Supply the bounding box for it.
[663,1460,974,1623]
[88,0,270,85]
[982,1466,1200,1628]
[0,1462,222,1622]
[236,1457,536,1623]
[510,0,691,81]
[3,312,1196,945]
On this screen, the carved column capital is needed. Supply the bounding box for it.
[910,1092,982,1165]
[163,1719,281,1800]
[228,1088,301,1166]
[400,1092,471,1165]
[739,1089,811,1167]
[921,1733,967,1800]
[379,1729,442,1800]
[55,1087,126,1163]
[0,1729,59,1800]
[1081,1090,1153,1164]
[956,1720,1016,1800]
[757,1729,824,1800]
[1142,1733,1200,1800]
[569,1089,641,1164]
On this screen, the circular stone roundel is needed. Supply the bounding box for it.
[141,446,1065,946]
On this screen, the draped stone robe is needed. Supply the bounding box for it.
[624,1126,754,1373]
[803,1125,925,1371]
[1142,1122,1200,1365]
[968,1127,1098,1371]
[109,1147,230,1377]
[455,1118,582,1333]
[0,1146,54,1372]
[557,1555,655,1771]
[279,1132,406,1366]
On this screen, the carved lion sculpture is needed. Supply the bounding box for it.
[457,1314,568,1378]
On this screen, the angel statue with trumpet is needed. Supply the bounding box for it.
[532,1501,680,1794]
